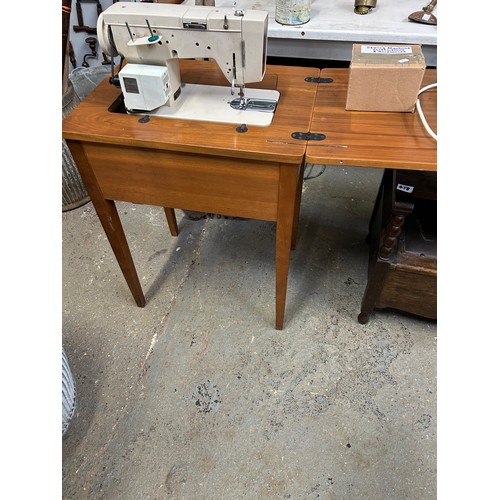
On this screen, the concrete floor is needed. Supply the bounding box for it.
[62,165,436,499]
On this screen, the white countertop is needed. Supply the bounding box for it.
[185,0,437,46]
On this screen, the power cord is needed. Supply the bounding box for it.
[416,83,437,140]
[304,163,326,180]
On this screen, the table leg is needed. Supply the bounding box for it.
[66,140,146,307]
[358,263,388,324]
[275,163,299,330]
[365,169,386,244]
[358,182,413,324]
[291,159,306,251]
[164,208,179,236]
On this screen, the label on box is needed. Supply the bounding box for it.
[361,45,413,55]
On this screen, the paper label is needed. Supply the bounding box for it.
[361,45,413,55]
[396,183,414,194]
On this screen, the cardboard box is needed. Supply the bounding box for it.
[346,44,426,112]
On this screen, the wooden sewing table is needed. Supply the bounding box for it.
[306,68,437,171]
[63,60,320,330]
[306,68,437,323]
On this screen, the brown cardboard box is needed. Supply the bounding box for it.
[346,44,426,112]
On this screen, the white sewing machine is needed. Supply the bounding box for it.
[97,1,279,126]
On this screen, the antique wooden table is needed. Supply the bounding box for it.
[63,60,320,329]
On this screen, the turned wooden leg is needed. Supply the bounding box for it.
[66,140,145,307]
[275,163,298,330]
[358,204,412,324]
[164,208,179,236]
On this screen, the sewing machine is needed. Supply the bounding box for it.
[97,1,279,126]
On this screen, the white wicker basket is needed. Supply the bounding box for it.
[62,347,77,436]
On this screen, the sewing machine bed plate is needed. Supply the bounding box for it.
[127,84,280,127]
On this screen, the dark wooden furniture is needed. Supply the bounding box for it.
[357,169,437,323]
[306,68,437,323]
[62,60,320,330]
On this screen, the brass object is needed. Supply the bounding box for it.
[408,0,437,25]
[354,0,377,15]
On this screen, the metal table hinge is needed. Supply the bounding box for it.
[304,77,334,83]
[291,131,326,141]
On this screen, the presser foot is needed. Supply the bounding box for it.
[229,97,278,113]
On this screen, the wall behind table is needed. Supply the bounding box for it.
[69,0,116,70]
[69,0,186,71]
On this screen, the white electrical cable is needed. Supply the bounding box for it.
[416,82,437,140]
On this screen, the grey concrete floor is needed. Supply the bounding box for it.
[62,165,436,499]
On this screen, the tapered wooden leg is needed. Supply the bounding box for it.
[164,208,179,236]
[366,171,386,244]
[291,159,306,251]
[275,163,298,330]
[66,140,145,307]
[358,262,388,324]
[96,199,146,307]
